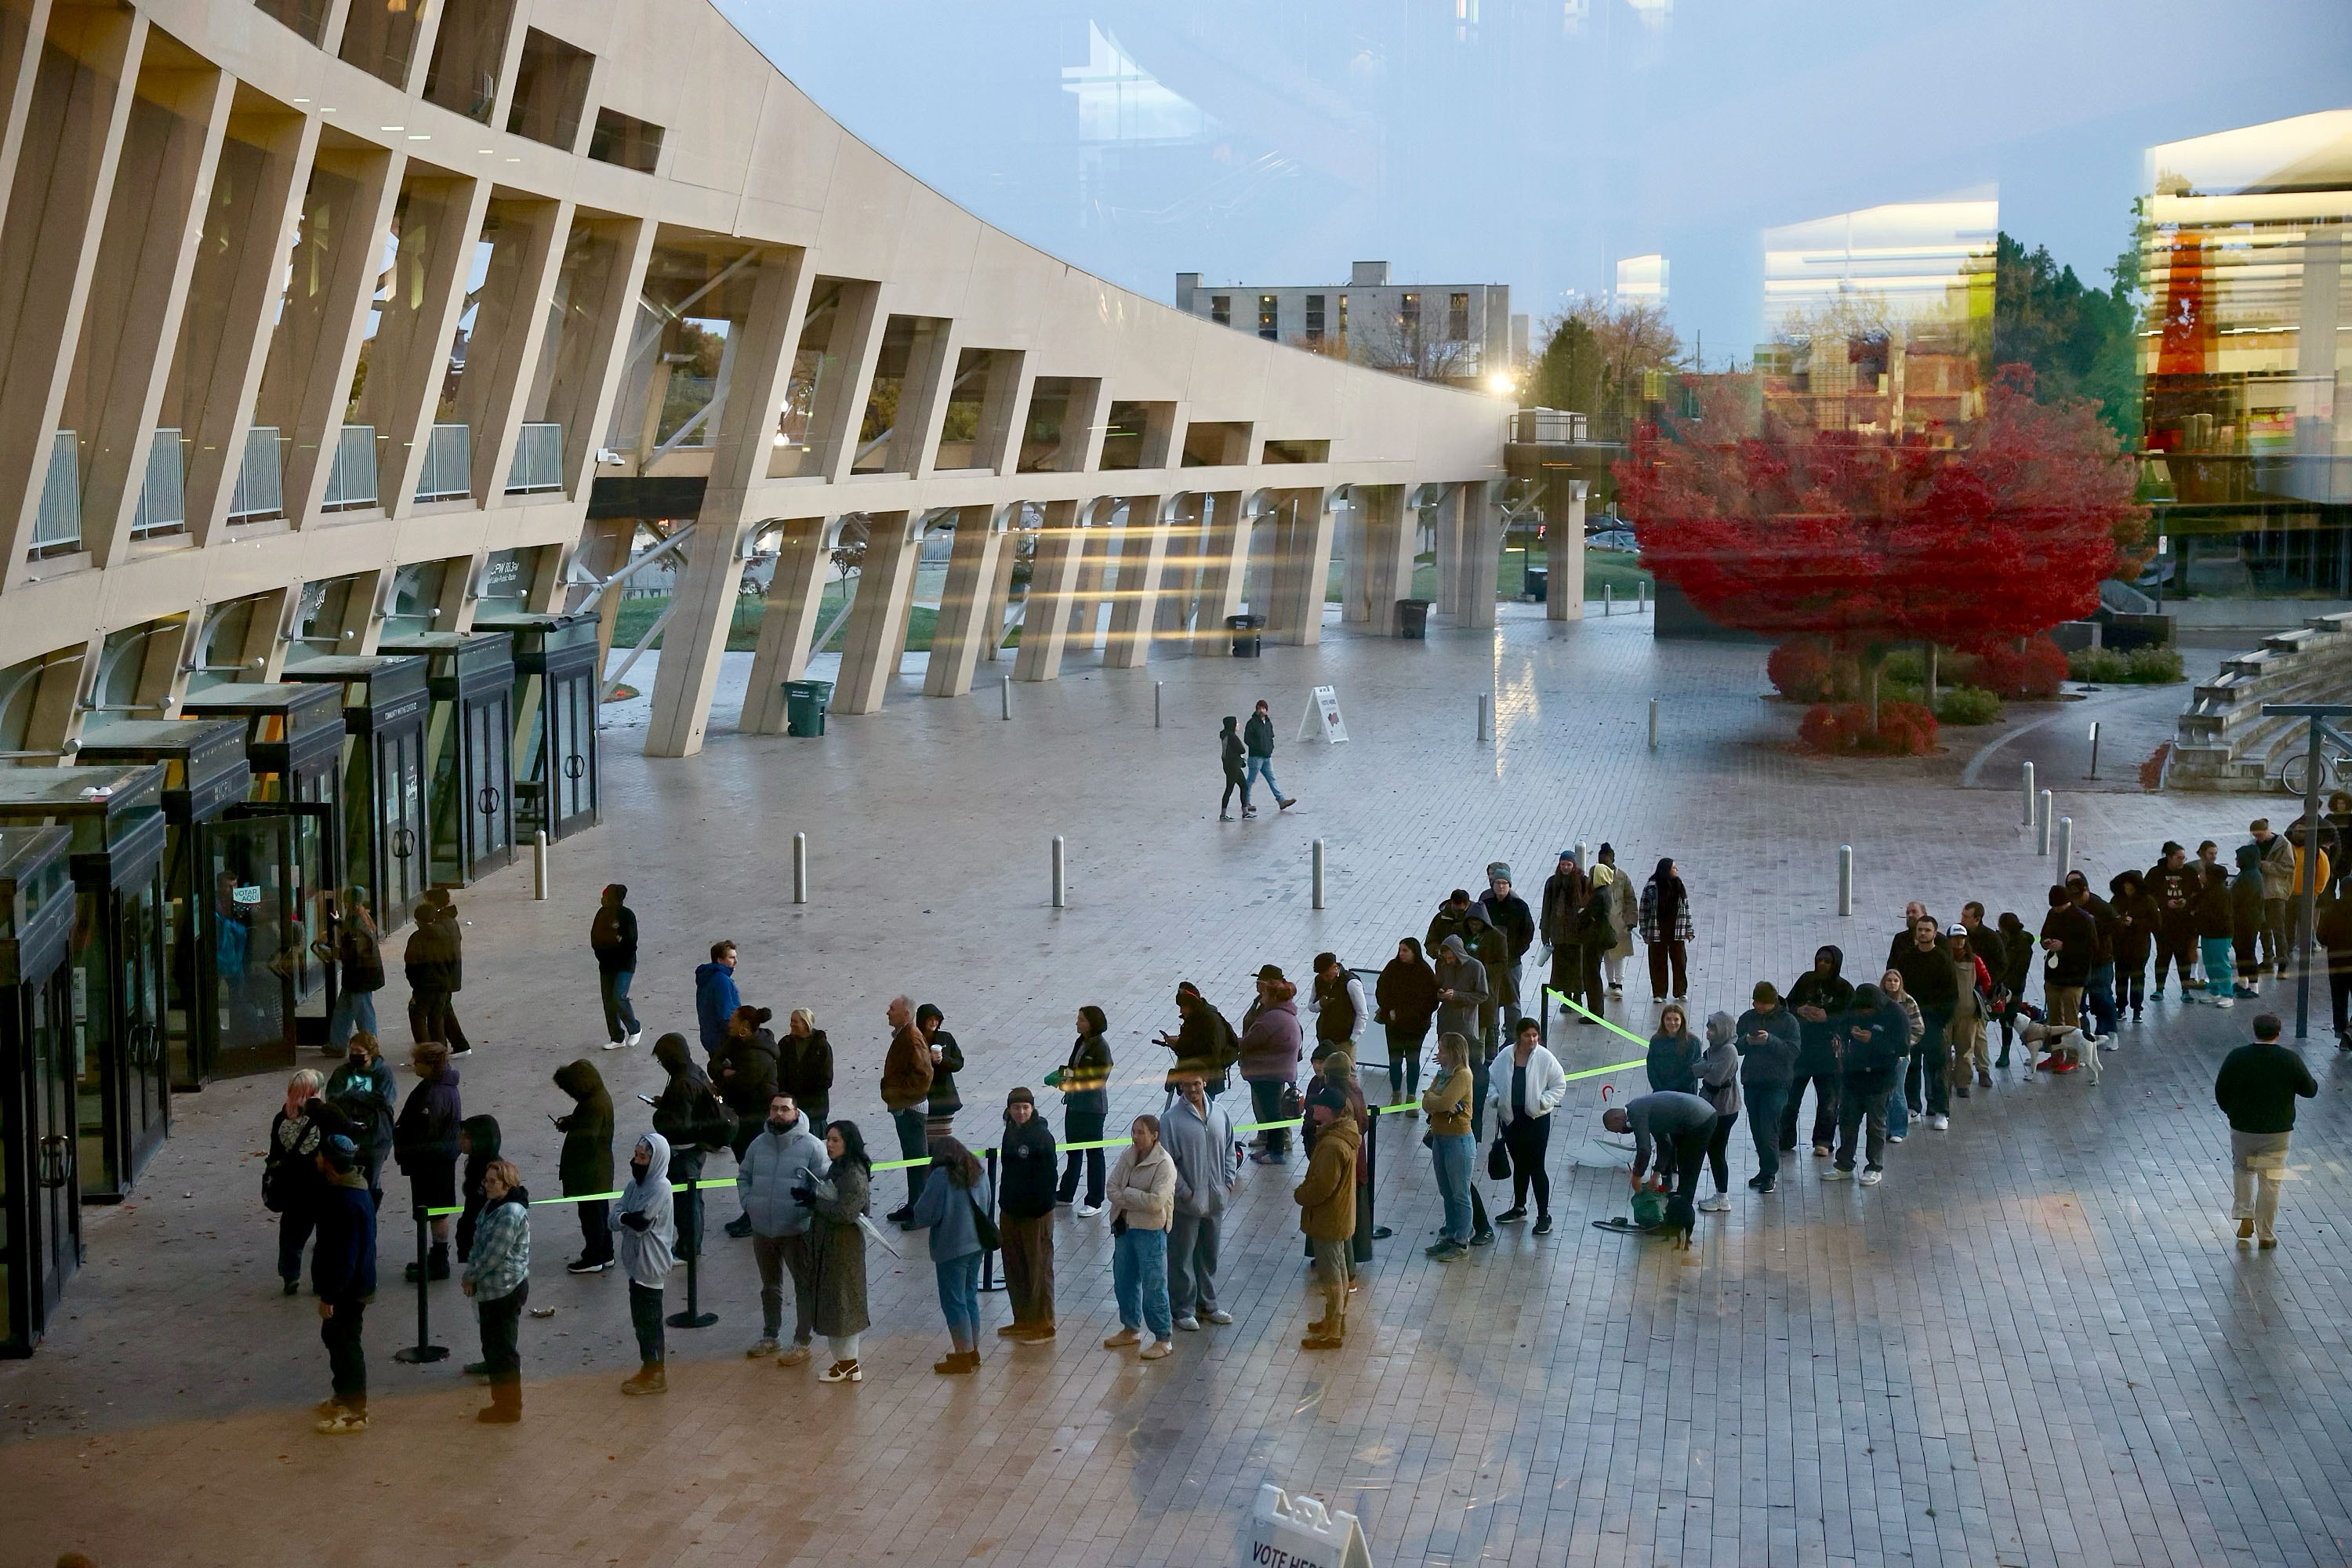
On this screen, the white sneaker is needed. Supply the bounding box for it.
[603,1038,629,1051]
[1697,1194,1730,1212]
[1139,1339,1173,1360]
[1930,1114,1949,1131]
[1859,1167,1883,1185]
[1075,1204,1102,1219]
[1203,1308,1233,1325]
[624,1029,643,1047]
[1174,1316,1200,1332]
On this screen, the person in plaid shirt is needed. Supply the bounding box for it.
[462,1158,532,1422]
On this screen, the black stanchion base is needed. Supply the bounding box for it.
[978,1281,1007,1293]
[394,1344,450,1364]
[1372,1225,1393,1240]
[666,1309,717,1329]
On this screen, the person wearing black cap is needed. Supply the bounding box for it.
[312,1133,378,1435]
[1155,982,1236,1098]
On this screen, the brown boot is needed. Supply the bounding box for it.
[620,1363,666,1396]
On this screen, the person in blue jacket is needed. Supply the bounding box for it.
[312,1134,379,1436]
[695,940,742,1058]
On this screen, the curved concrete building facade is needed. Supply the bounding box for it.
[0,0,1505,760]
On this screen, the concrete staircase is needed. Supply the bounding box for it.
[2170,611,2352,791]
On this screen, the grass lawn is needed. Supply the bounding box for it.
[612,591,938,653]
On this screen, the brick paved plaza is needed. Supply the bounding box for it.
[4,610,2345,1568]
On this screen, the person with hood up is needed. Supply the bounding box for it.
[1646,1004,1701,1094]
[695,940,741,1058]
[916,1002,964,1147]
[1540,851,1590,1016]
[1461,903,1512,1054]
[779,1008,834,1125]
[403,887,467,1054]
[1053,1005,1113,1207]
[1597,844,1639,996]
[311,1134,377,1435]
[714,1005,781,1238]
[879,995,933,1222]
[651,1031,729,1260]
[1430,934,1492,1145]
[910,1135,995,1374]
[1237,970,1302,1163]
[1242,698,1296,811]
[1828,984,1907,1185]
[1993,913,2034,1062]
[1696,1012,1742,1212]
[266,1069,336,1294]
[1309,1051,1374,1267]
[590,883,640,1049]
[1783,947,1852,1156]
[455,1112,503,1264]
[326,1033,396,1206]
[553,1058,615,1273]
[1155,982,1238,1098]
[1161,1072,1236,1331]
[1218,716,1253,820]
[807,1120,873,1382]
[1639,858,1694,1003]
[2107,872,2157,1026]
[738,1092,827,1362]
[996,1087,1059,1341]
[612,1132,677,1394]
[1102,1114,1178,1361]
[1494,1018,1565,1232]
[1374,939,1439,1106]
[2231,840,2267,993]
[462,1157,530,1422]
[2146,842,2200,998]
[392,1041,462,1280]
[1480,863,1537,1032]
[1735,982,1800,1192]
[1293,1083,1359,1349]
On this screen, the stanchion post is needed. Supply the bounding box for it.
[2036,789,2053,855]
[1000,673,1011,720]
[979,1147,1005,1291]
[393,1210,449,1364]
[1312,838,1326,909]
[1639,579,1648,615]
[532,830,549,901]
[1367,1105,1389,1241]
[666,1185,717,1328]
[1838,844,1853,916]
[1154,681,1162,729]
[1604,583,1613,616]
[1648,698,1658,751]
[2088,721,2100,779]
[1051,835,1066,909]
[2056,815,2073,873]
[792,831,808,905]
[1476,692,1488,744]
[2022,760,2036,825]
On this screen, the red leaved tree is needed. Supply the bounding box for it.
[1616,364,2147,735]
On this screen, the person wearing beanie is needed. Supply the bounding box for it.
[1479,863,1536,1033]
[649,1032,726,1259]
[392,1041,461,1282]
[996,1086,1059,1340]
[1293,1083,1359,1348]
[311,1133,377,1435]
[590,883,640,1048]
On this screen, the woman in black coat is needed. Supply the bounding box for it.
[996,1087,1059,1338]
[393,1041,463,1279]
[779,1008,833,1126]
[1374,938,1439,1106]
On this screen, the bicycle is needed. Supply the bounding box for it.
[2275,740,2352,798]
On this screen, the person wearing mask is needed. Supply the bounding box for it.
[590,884,641,1050]
[878,996,933,1222]
[325,1033,396,1207]
[1421,1033,1477,1261]
[1540,851,1589,1017]
[916,1003,964,1147]
[1161,1072,1237,1330]
[1639,858,1693,1004]
[714,1006,781,1238]
[403,888,467,1054]
[1828,984,1906,1185]
[461,1157,530,1423]
[778,1008,833,1126]
[1375,938,1439,1107]
[1218,715,1254,820]
[1292,1085,1360,1349]
[2106,873,2158,1028]
[1102,1115,1178,1361]
[1878,968,1924,1143]
[1461,904,1512,1057]
[650,1032,728,1260]
[2214,1013,2318,1249]
[1479,863,1537,1032]
[2146,843,2201,998]
[808,1120,873,1383]
[1646,1004,1701,1094]
[310,1134,377,1435]
[1494,1018,1565,1233]
[1242,699,1297,811]
[1308,950,1367,1068]
[1889,913,1959,1131]
[316,886,384,1054]
[695,940,741,1059]
[1597,844,1638,997]
[1944,925,1994,1097]
[1693,1012,1742,1212]
[2040,884,2100,1029]
[1602,1090,1718,1223]
[265,1070,334,1294]
[553,1059,615,1274]
[910,1136,994,1374]
[2318,894,2352,1045]
[739,1093,827,1363]
[1993,913,2034,1063]
[455,1113,503,1266]
[1784,947,1852,1156]
[996,1087,1059,1341]
[392,1041,462,1281]
[1054,1005,1114,1209]
[613,1133,678,1395]
[1154,981,1236,1099]
[1237,969,1302,1164]
[1735,983,1800,1192]
[2192,840,2241,1007]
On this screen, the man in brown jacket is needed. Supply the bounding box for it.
[880,996,933,1223]
[1292,1083,1360,1350]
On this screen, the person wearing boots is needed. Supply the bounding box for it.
[650,1033,726,1260]
[311,1134,377,1436]
[613,1133,678,1394]
[996,1087,1059,1341]
[392,1042,461,1282]
[553,1059,615,1273]
[462,1158,530,1422]
[738,1093,828,1363]
[1293,1084,1359,1348]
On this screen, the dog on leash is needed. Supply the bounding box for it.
[2016,1017,2098,1082]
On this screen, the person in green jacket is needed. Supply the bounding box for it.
[2214,1012,2317,1249]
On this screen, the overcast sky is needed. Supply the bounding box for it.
[718,0,2347,365]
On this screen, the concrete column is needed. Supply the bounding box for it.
[576,515,637,673]
[1358,485,1417,634]
[0,0,60,234]
[1338,490,1370,624]
[556,216,655,499]
[1432,484,1465,619]
[459,196,574,509]
[1064,510,1113,651]
[1102,495,1169,670]
[1265,488,1337,646]
[924,503,1008,696]
[830,510,920,715]
[1192,490,1250,651]
[1457,480,1501,630]
[1012,499,1086,682]
[1546,475,1588,622]
[1152,492,1207,656]
[981,521,1021,662]
[369,172,493,517]
[738,514,833,733]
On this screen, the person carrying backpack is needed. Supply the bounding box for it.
[651,1032,733,1261]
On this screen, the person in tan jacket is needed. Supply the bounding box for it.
[879,996,933,1222]
[1294,1083,1360,1348]
[1102,1115,1179,1359]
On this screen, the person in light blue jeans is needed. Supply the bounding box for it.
[909,1135,993,1374]
[1422,1033,1476,1258]
[1103,1115,1178,1357]
[319,887,384,1050]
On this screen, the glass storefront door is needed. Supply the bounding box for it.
[116,873,169,1179]
[550,666,597,833]
[377,722,426,923]
[203,813,294,1080]
[467,688,514,873]
[286,806,332,1045]
[29,960,78,1323]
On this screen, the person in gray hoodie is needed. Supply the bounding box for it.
[1696,1012,1742,1213]
[737,1093,828,1363]
[612,1133,677,1395]
[1734,982,1801,1192]
[1161,1073,1239,1331]
[1432,935,1490,1130]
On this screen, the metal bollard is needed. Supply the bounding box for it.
[1477,692,1489,744]
[1639,579,1648,615]
[2087,720,2100,779]
[1838,844,1853,916]
[1154,681,1162,728]
[1051,835,1066,908]
[792,831,808,905]
[1312,838,1326,909]
[1648,698,1658,751]
[1001,673,1011,720]
[1604,583,1613,616]
[1575,840,1588,873]
[2022,760,2036,825]
[2037,789,2053,855]
[532,829,548,901]
[2056,815,2073,873]
[392,1210,449,1365]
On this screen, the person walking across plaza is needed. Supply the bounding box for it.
[809,1120,873,1383]
[1494,1018,1564,1233]
[1102,1114,1178,1361]
[1238,969,1301,1164]
[553,1058,615,1273]
[1161,1072,1236,1330]
[996,1087,1058,1341]
[1218,715,1254,820]
[1736,982,1799,1192]
[1541,850,1589,1016]
[590,884,640,1049]
[909,1135,993,1374]
[651,1032,728,1259]
[739,1092,826,1363]
[1889,912,1958,1131]
[1639,858,1693,1003]
[1375,938,1438,1106]
[1054,1005,1113,1209]
[1308,950,1367,1069]
[311,1134,377,1435]
[1646,1004,1701,1094]
[1294,1084,1359,1349]
[318,886,383,1053]
[266,1069,333,1294]
[1242,699,1296,811]
[462,1157,530,1423]
[880,996,933,1223]
[614,1133,677,1394]
[2214,1013,2317,1249]
[779,1008,833,1126]
[1784,946,1851,1155]
[1828,984,1906,1185]
[1421,1033,1476,1261]
[695,939,741,1058]
[1480,862,1536,1033]
[326,1032,395,1207]
[392,1041,461,1281]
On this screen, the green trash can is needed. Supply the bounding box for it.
[784,679,832,736]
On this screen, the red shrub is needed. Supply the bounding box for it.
[1973,634,2067,699]
[1768,640,1837,701]
[1798,701,1939,757]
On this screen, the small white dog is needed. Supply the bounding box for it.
[2017,1018,2098,1083]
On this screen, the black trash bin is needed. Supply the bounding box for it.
[784,679,832,736]
[1396,599,1431,640]
[1226,614,1262,658]
[1523,565,1548,603]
